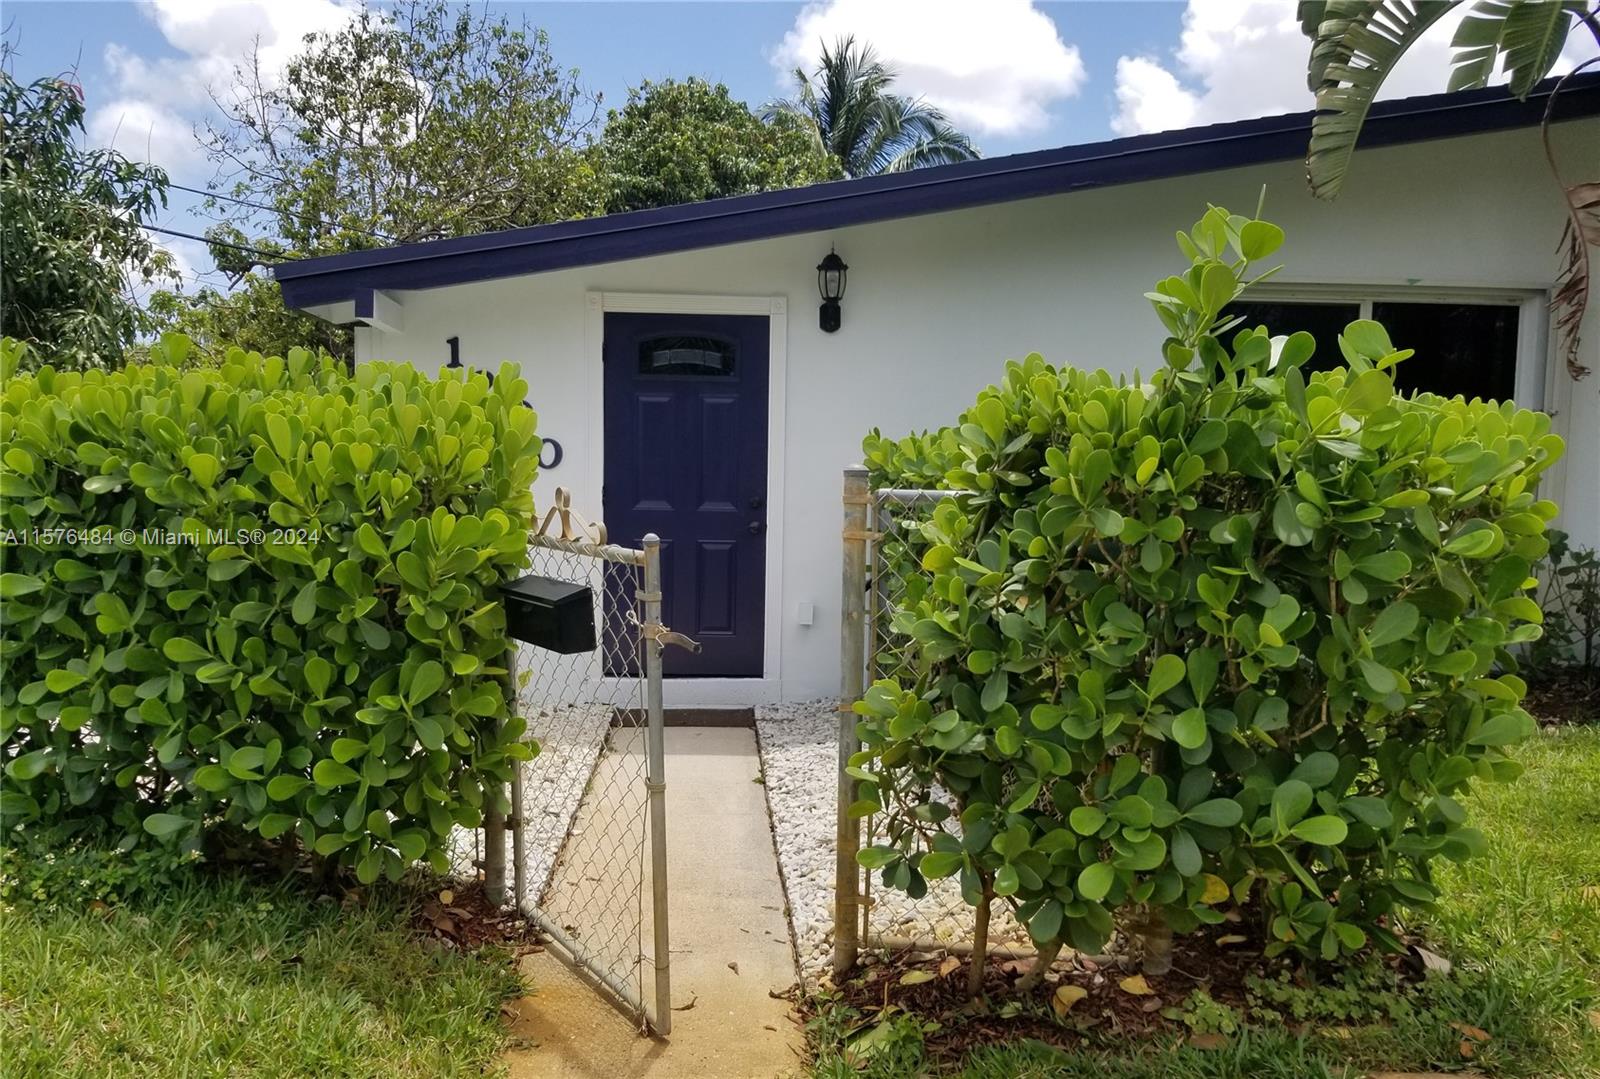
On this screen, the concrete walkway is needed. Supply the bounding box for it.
[502,727,803,1079]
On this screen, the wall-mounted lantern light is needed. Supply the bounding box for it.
[817,249,848,333]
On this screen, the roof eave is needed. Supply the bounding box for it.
[274,75,1600,312]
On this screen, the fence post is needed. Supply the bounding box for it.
[483,658,510,905]
[642,534,673,1035]
[510,646,527,911]
[834,464,869,977]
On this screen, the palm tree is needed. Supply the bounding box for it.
[766,37,979,177]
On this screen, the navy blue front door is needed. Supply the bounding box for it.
[603,313,769,677]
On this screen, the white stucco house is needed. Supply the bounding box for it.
[274,77,1600,707]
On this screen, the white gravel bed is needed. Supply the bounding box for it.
[755,699,1025,982]
[449,693,615,898]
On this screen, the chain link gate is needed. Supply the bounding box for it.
[457,521,690,1034]
[834,468,1034,975]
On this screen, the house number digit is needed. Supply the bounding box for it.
[449,337,557,468]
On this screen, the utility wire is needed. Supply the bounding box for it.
[168,181,399,243]
[143,224,287,264]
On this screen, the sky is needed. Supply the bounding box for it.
[4,0,1592,292]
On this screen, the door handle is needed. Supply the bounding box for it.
[747,520,765,535]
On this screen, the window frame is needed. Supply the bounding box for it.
[1241,282,1549,411]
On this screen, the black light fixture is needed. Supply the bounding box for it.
[817,249,848,333]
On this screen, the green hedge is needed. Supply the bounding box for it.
[0,338,539,881]
[853,205,1562,967]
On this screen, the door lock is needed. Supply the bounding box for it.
[748,520,765,535]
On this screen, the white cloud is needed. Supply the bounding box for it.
[771,0,1087,139]
[86,0,357,180]
[1108,0,1589,137]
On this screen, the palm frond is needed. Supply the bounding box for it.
[1449,0,1512,91]
[1499,0,1581,97]
[764,34,979,178]
[1302,1,1455,200]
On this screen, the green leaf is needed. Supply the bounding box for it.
[1288,752,1339,789]
[1239,219,1284,261]
[142,813,193,838]
[266,775,310,801]
[1272,495,1315,547]
[1077,862,1115,902]
[1358,658,1398,695]
[919,851,964,879]
[1146,654,1185,700]
[1367,602,1418,647]
[406,661,446,706]
[1170,827,1202,877]
[1272,780,1313,832]
[312,759,361,787]
[1069,806,1106,836]
[994,864,1021,897]
[163,637,211,663]
[0,572,44,598]
[1172,708,1207,750]
[1342,796,1392,828]
[1291,815,1349,846]
[1469,713,1530,747]
[1185,798,1243,828]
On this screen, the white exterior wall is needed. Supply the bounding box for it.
[354,119,1599,704]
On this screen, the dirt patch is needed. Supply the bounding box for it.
[407,880,544,954]
[807,923,1423,1068]
[1524,671,1599,727]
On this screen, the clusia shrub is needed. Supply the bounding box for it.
[851,204,1561,990]
[0,337,539,882]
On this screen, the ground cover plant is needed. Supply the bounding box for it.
[807,727,1600,1077]
[850,201,1563,992]
[0,847,524,1079]
[0,335,539,880]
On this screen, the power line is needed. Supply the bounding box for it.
[168,182,399,243]
[143,224,287,265]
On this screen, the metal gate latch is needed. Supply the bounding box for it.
[629,611,702,653]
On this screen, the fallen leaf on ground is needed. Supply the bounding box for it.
[439,889,453,905]
[671,995,697,1011]
[1052,985,1088,1016]
[938,956,961,978]
[1412,946,1452,976]
[900,970,935,986]
[1118,974,1154,996]
[727,962,740,975]
[1216,934,1249,946]
[1458,1039,1477,1059]
[1588,1009,1600,1032]
[1188,1033,1227,1050]
[1450,1021,1490,1043]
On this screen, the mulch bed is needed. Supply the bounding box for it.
[408,880,545,954]
[1523,671,1599,727]
[807,922,1418,1067]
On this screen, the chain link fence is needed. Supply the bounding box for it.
[454,534,672,1033]
[835,473,1031,973]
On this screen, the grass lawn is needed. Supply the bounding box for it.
[808,727,1600,1079]
[0,872,522,1079]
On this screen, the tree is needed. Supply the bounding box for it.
[599,78,841,213]
[170,0,605,356]
[144,277,349,364]
[0,60,176,369]
[1298,0,1599,378]
[766,36,979,177]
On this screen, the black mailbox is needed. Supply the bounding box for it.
[500,575,597,654]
